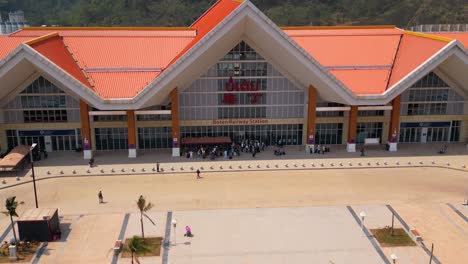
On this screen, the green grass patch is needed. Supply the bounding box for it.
[371,228,416,247]
[0,241,41,263]
[122,237,163,258]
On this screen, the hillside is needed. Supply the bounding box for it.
[0,0,466,27]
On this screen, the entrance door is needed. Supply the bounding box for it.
[421,127,428,143]
[44,136,53,152]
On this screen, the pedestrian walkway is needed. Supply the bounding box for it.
[1,144,467,189]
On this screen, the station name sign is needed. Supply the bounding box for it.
[212,119,268,125]
[223,77,263,104]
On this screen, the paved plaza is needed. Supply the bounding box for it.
[0,144,466,263]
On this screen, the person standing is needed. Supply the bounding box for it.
[156,162,160,172]
[196,169,202,179]
[98,191,103,204]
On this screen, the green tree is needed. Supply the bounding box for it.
[136,195,155,239]
[126,235,150,264]
[3,196,19,247]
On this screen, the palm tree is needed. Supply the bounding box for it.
[3,197,19,247]
[136,195,155,239]
[126,236,147,264]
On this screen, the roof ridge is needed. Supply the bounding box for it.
[21,27,195,31]
[23,32,59,45]
[404,30,453,42]
[281,25,397,30]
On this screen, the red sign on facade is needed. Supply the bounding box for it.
[223,77,263,104]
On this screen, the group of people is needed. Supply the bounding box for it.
[309,144,330,155]
[183,140,268,160]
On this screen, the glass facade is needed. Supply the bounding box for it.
[4,76,80,123]
[401,72,464,116]
[138,127,172,149]
[179,41,305,121]
[315,123,343,144]
[399,121,460,143]
[95,128,128,150]
[181,124,303,146]
[356,122,383,143]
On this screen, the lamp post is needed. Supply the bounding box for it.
[359,211,366,236]
[390,253,398,264]
[171,219,177,245]
[29,143,38,208]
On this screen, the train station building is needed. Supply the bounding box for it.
[0,0,467,158]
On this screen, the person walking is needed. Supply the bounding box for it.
[98,190,103,204]
[156,162,160,172]
[196,169,202,179]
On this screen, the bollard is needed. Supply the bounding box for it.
[171,167,174,171]
[47,171,51,175]
[2,180,6,184]
[248,165,251,168]
[16,177,20,181]
[320,163,324,167]
[152,167,156,172]
[87,169,91,173]
[358,162,362,166]
[210,166,214,170]
[311,163,315,167]
[349,162,352,166]
[200,167,204,170]
[419,161,423,165]
[266,164,270,168]
[407,161,411,165]
[275,164,279,168]
[111,169,115,173]
[302,164,305,167]
[384,161,387,166]
[100,169,104,173]
[285,164,288,168]
[190,167,194,170]
[131,168,135,172]
[446,162,450,166]
[239,165,242,169]
[229,165,233,169]
[376,162,379,166]
[396,161,399,165]
[294,164,298,167]
[339,162,343,166]
[367,162,371,166]
[257,165,261,168]
[180,167,184,171]
[462,165,466,169]
[431,161,435,165]
[121,168,125,172]
[160,168,164,172]
[141,168,145,172]
[220,166,223,169]
[60,170,64,174]
[330,163,334,167]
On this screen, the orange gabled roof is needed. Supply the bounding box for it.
[11,28,196,37]
[285,27,403,94]
[27,34,93,90]
[88,72,160,99]
[429,32,468,48]
[387,32,450,88]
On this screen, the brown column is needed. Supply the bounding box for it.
[79,100,91,149]
[170,88,180,148]
[127,110,136,149]
[348,106,358,143]
[306,86,317,144]
[388,96,401,142]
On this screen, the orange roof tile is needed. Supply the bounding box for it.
[11,28,196,37]
[388,33,449,88]
[88,72,160,99]
[430,32,468,48]
[0,36,31,61]
[330,69,390,95]
[166,0,242,67]
[63,36,194,69]
[288,34,402,66]
[28,35,92,89]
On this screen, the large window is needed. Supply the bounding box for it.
[315,123,343,144]
[356,122,383,143]
[4,76,80,123]
[138,127,172,149]
[179,41,305,121]
[6,130,18,150]
[401,72,464,116]
[95,128,128,150]
[180,124,303,146]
